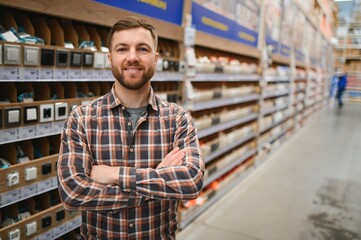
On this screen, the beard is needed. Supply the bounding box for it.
[112,63,155,90]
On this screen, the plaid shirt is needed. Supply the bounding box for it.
[57,86,204,239]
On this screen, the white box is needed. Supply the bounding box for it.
[24,46,40,66]
[25,107,38,121]
[4,44,21,65]
[8,228,20,240]
[55,102,68,120]
[7,171,20,187]
[93,52,105,68]
[25,167,37,181]
[26,221,37,236]
[0,44,2,65]
[8,109,20,123]
[40,104,54,122]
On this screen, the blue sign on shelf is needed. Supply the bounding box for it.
[192,2,235,40]
[93,0,184,25]
[234,24,258,47]
[295,50,305,62]
[266,36,279,54]
[192,2,258,48]
[280,44,290,57]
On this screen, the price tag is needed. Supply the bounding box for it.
[53,223,67,237]
[52,176,58,186]
[1,67,19,80]
[52,121,64,133]
[39,68,53,79]
[0,128,18,143]
[1,189,21,206]
[69,69,81,79]
[36,123,52,136]
[81,69,92,79]
[103,70,113,79]
[23,68,39,80]
[37,178,54,193]
[54,69,68,79]
[184,27,196,47]
[21,184,37,199]
[37,230,53,240]
[18,125,36,139]
[92,69,103,79]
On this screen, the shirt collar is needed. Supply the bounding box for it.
[108,84,158,111]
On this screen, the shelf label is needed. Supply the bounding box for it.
[37,229,53,240]
[52,121,64,133]
[37,178,54,193]
[19,125,36,139]
[0,128,18,142]
[39,68,54,79]
[81,69,92,79]
[1,189,21,206]
[53,223,67,237]
[37,123,52,136]
[23,68,39,80]
[21,184,37,199]
[91,69,103,79]
[1,67,20,80]
[69,69,81,79]
[54,69,68,79]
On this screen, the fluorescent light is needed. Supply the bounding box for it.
[335,0,352,2]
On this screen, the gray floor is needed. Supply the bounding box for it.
[177,104,361,240]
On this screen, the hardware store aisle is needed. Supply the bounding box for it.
[177,105,361,240]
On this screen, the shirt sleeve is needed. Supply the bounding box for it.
[57,109,146,212]
[122,109,205,200]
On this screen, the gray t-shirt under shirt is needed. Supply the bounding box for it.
[126,106,146,130]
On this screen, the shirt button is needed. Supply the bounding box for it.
[129,223,134,227]
[121,106,125,110]
[128,122,132,126]
[129,148,134,152]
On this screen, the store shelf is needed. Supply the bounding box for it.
[197,113,258,139]
[33,215,81,240]
[205,132,256,164]
[192,73,260,82]
[261,104,289,116]
[259,130,287,150]
[180,163,256,229]
[0,70,183,82]
[271,54,290,65]
[204,149,257,187]
[0,121,63,145]
[0,176,58,207]
[0,0,184,42]
[260,115,290,134]
[264,90,290,99]
[189,94,259,112]
[264,75,290,82]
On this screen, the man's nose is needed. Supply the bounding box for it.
[126,48,139,62]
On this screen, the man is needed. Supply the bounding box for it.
[57,16,204,239]
[337,72,348,107]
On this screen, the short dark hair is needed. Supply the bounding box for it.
[108,16,158,51]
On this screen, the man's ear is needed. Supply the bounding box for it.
[154,52,159,65]
[107,52,112,68]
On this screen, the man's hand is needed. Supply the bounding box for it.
[90,165,120,185]
[157,147,186,169]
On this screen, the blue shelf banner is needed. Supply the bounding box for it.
[266,36,279,54]
[93,0,184,25]
[234,24,258,47]
[192,2,235,41]
[280,44,290,57]
[295,49,305,63]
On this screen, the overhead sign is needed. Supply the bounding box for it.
[93,0,184,25]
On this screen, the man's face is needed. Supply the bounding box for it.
[108,27,158,90]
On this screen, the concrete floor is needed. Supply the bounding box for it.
[177,104,361,240]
